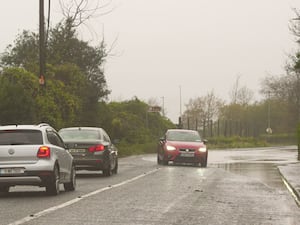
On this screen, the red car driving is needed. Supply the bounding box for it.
[157,129,208,167]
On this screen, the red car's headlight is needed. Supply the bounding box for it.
[166,145,176,151]
[198,147,207,152]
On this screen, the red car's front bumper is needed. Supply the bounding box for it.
[164,150,207,163]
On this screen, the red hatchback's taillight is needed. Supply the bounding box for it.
[88,144,105,152]
[37,146,51,158]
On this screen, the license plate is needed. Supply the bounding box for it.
[181,153,194,157]
[69,149,86,153]
[0,168,25,175]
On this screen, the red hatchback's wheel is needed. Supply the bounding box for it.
[157,154,162,165]
[201,159,207,168]
[162,158,169,165]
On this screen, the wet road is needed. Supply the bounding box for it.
[1,146,300,225]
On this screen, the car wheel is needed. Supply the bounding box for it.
[103,163,112,177]
[46,165,60,195]
[162,158,169,165]
[112,158,118,174]
[64,165,76,191]
[157,154,162,165]
[201,159,207,168]
[0,186,9,193]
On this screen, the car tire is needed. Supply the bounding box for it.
[162,158,169,165]
[201,159,207,168]
[46,165,60,195]
[64,165,76,191]
[157,154,162,165]
[0,186,9,193]
[112,158,118,174]
[103,163,112,177]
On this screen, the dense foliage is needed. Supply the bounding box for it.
[97,99,175,156]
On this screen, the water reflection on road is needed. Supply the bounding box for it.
[214,163,285,190]
[208,147,299,190]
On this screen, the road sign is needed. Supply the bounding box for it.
[266,127,272,134]
[148,106,161,112]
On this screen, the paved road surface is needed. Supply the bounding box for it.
[1,146,300,225]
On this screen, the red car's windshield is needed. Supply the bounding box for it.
[166,131,202,142]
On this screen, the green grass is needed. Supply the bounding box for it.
[207,136,269,149]
[117,141,157,157]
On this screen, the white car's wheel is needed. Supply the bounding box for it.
[64,165,76,191]
[46,165,60,195]
[0,186,10,193]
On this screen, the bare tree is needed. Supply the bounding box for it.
[59,0,114,28]
[183,91,224,132]
[229,75,254,105]
[289,8,300,42]
[229,74,241,104]
[58,0,119,58]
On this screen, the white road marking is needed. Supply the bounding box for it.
[8,168,160,225]
[281,177,300,207]
[142,156,156,162]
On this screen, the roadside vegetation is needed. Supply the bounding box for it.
[0,1,299,157]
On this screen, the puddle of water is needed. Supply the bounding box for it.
[214,163,285,190]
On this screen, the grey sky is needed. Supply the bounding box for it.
[1,0,300,123]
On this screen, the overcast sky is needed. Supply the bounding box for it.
[1,0,300,123]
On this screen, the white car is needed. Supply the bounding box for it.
[0,123,76,195]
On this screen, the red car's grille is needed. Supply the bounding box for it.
[179,148,195,152]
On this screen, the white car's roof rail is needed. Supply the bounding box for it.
[37,123,50,127]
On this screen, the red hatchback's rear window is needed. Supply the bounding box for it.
[0,130,43,145]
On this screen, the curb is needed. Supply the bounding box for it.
[278,166,300,207]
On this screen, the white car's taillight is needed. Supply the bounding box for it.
[37,146,51,158]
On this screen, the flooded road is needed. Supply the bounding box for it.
[209,146,300,205]
[215,163,285,190]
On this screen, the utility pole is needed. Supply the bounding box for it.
[161,96,165,117]
[179,86,182,117]
[292,15,300,159]
[296,68,300,160]
[178,85,182,128]
[39,0,46,86]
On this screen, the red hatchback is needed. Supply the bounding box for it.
[157,129,208,167]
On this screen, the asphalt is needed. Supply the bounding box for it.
[278,162,300,206]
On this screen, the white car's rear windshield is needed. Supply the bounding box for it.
[0,130,43,145]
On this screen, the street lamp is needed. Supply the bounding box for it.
[266,91,272,135]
